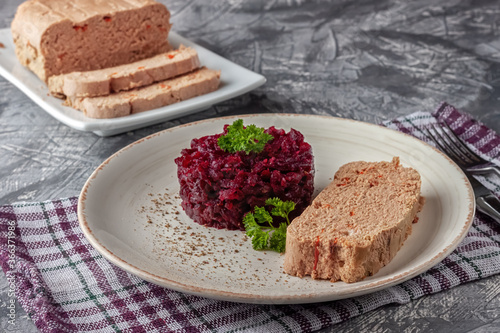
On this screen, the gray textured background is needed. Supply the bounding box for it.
[1,0,500,332]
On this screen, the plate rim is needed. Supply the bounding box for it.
[77,113,475,304]
[0,28,266,136]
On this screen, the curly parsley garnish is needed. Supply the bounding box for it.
[242,198,296,253]
[217,119,274,154]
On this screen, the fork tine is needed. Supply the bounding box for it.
[425,125,467,167]
[425,123,482,168]
[439,122,484,164]
[425,122,500,177]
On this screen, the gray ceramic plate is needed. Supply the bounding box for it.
[78,114,474,304]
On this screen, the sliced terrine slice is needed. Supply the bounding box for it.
[48,46,200,98]
[283,157,423,283]
[66,67,220,119]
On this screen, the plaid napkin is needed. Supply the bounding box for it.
[1,102,499,333]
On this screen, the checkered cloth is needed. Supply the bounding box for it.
[1,102,499,333]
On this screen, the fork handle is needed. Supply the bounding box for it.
[467,165,500,178]
[476,194,500,225]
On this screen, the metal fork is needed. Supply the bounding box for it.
[426,122,500,224]
[426,122,500,177]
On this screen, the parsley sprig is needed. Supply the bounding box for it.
[217,119,274,154]
[242,198,296,253]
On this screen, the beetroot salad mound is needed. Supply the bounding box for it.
[174,123,315,230]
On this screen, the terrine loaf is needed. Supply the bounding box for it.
[11,0,172,82]
[66,67,220,118]
[283,157,423,283]
[48,46,200,98]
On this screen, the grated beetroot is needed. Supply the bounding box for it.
[175,123,315,230]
